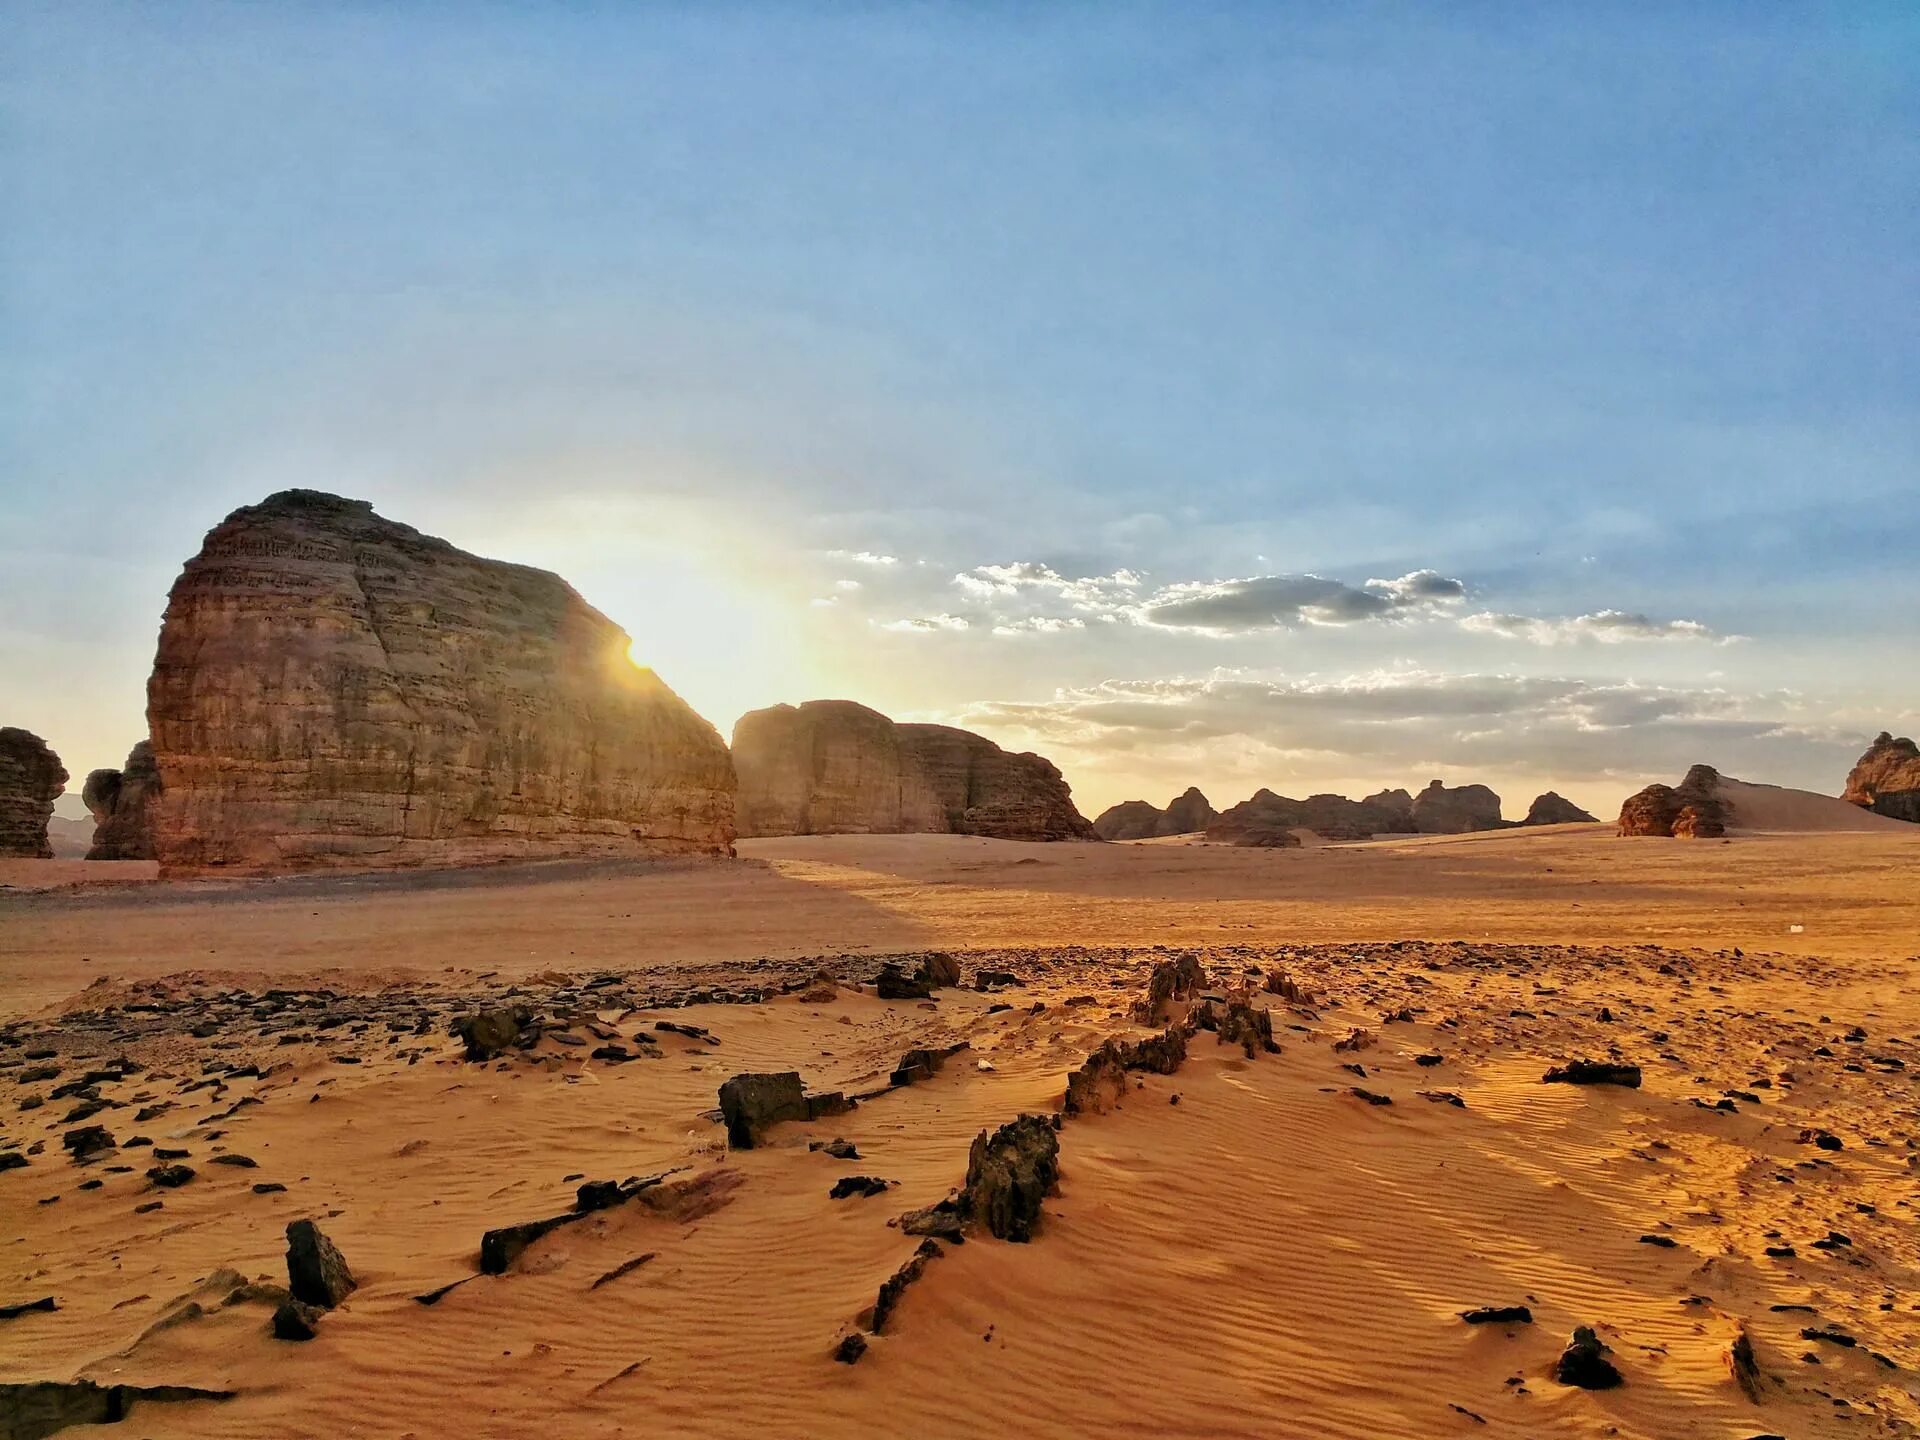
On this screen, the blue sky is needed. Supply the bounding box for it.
[3,3,1915,817]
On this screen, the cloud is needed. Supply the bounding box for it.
[827,549,900,567]
[1460,609,1729,645]
[953,562,1143,608]
[991,616,1088,636]
[876,613,971,633]
[954,667,1849,787]
[1133,570,1466,634]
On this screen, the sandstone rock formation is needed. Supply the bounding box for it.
[1360,788,1416,831]
[0,728,66,858]
[1410,780,1504,833]
[1523,791,1597,825]
[1208,789,1411,843]
[1091,786,1217,840]
[1842,732,1920,823]
[1618,765,1728,838]
[732,703,1095,841]
[731,700,943,836]
[83,741,161,860]
[139,490,735,873]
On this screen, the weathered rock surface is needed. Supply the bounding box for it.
[1208,789,1411,843]
[1618,765,1728,838]
[1092,788,1217,840]
[0,727,66,858]
[140,490,735,873]
[1523,791,1596,825]
[964,1114,1060,1242]
[1411,780,1504,833]
[83,741,161,860]
[717,1072,851,1149]
[286,1219,355,1308]
[1359,788,1416,830]
[1843,732,1920,822]
[732,702,1093,841]
[0,1379,234,1435]
[1555,1325,1623,1389]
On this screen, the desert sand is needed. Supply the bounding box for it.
[3,826,1918,1439]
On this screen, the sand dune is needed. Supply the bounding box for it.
[3,831,1918,1438]
[1717,776,1909,833]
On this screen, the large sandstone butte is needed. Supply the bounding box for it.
[1207,789,1412,844]
[84,740,161,860]
[139,490,736,873]
[731,702,1095,841]
[1522,791,1597,826]
[1843,732,1920,823]
[1410,779,1505,833]
[1618,765,1728,838]
[0,727,67,858]
[1092,787,1217,841]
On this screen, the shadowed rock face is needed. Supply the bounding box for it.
[1523,791,1597,825]
[731,700,944,837]
[142,490,736,873]
[1411,780,1505,833]
[733,703,1095,842]
[1208,789,1410,843]
[1091,787,1217,841]
[1618,765,1728,837]
[83,740,161,860]
[1843,732,1920,823]
[0,727,66,858]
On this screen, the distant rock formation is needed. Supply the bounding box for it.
[1523,791,1597,825]
[1091,787,1217,840]
[1208,789,1412,844]
[1842,732,1920,823]
[1411,780,1504,833]
[1360,788,1416,831]
[731,704,1095,841]
[140,490,736,873]
[731,701,943,837]
[0,728,66,858]
[1618,765,1728,838]
[83,741,162,860]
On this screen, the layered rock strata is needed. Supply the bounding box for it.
[1091,787,1217,840]
[83,740,161,860]
[1617,765,1728,838]
[0,728,66,858]
[1842,732,1920,823]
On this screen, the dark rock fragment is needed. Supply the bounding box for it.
[1542,1060,1642,1088]
[1554,1326,1623,1388]
[286,1219,356,1307]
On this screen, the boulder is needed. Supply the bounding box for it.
[455,1005,534,1061]
[717,1072,851,1149]
[963,1114,1060,1243]
[1554,1325,1623,1389]
[285,1219,355,1308]
[1542,1059,1642,1088]
[1131,955,1207,1024]
[1411,780,1504,833]
[139,490,735,874]
[83,741,161,860]
[0,728,66,858]
[1617,765,1728,838]
[272,1299,324,1341]
[1842,732,1920,822]
[1523,791,1596,825]
[731,703,1094,841]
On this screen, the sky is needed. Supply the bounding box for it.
[3,2,1916,822]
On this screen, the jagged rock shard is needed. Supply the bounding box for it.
[141,490,735,873]
[1843,732,1920,822]
[285,1218,356,1308]
[0,728,66,859]
[0,1380,234,1436]
[83,740,161,860]
[1617,765,1728,838]
[717,1072,850,1149]
[964,1114,1060,1242]
[1523,791,1597,825]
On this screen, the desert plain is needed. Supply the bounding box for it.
[2,820,1917,1440]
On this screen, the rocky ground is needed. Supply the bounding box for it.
[3,926,1916,1439]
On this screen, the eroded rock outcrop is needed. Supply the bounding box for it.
[732,701,1095,841]
[1523,791,1596,825]
[1843,732,1920,823]
[1617,765,1728,838]
[1411,780,1504,833]
[0,727,66,858]
[1092,787,1218,840]
[83,740,161,860]
[141,490,735,873]
[1207,789,1408,843]
[963,1114,1060,1242]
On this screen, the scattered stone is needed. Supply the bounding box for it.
[147,1164,195,1189]
[1460,1305,1532,1325]
[589,1253,657,1291]
[832,1332,868,1364]
[285,1219,356,1307]
[830,1176,893,1200]
[717,1072,852,1149]
[455,1006,534,1061]
[61,1126,115,1161]
[1349,1087,1393,1106]
[0,1380,233,1434]
[1542,1060,1642,1088]
[0,1296,57,1320]
[1554,1326,1623,1389]
[889,1042,969,1087]
[271,1298,324,1341]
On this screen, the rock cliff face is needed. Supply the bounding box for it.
[1091,787,1217,841]
[84,740,162,860]
[1208,790,1410,843]
[1410,780,1504,833]
[1618,765,1727,838]
[0,728,66,858]
[896,724,1097,841]
[142,490,736,873]
[1360,788,1416,831]
[1842,732,1920,823]
[1522,791,1597,825]
[731,705,1095,841]
[730,701,942,837]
